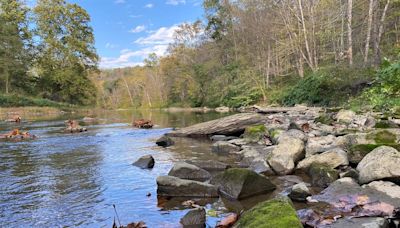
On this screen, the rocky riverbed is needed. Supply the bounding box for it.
[151,106,400,227]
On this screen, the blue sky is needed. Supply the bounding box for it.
[30,0,204,68]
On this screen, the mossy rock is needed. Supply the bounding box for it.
[210,168,276,200]
[366,130,397,144]
[315,113,335,125]
[235,196,303,228]
[307,163,338,188]
[349,143,400,164]
[243,125,266,142]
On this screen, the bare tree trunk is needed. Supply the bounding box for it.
[374,0,390,66]
[347,0,353,66]
[364,0,375,65]
[297,0,314,70]
[121,76,134,107]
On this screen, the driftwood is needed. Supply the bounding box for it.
[133,119,153,129]
[166,113,269,137]
[0,129,36,140]
[65,120,87,133]
[5,115,21,123]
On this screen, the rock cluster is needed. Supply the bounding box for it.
[153,107,400,227]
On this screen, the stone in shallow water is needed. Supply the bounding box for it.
[235,196,303,228]
[155,135,174,147]
[307,163,339,188]
[186,160,230,172]
[211,141,241,154]
[168,162,211,181]
[288,182,311,202]
[132,155,155,169]
[156,176,218,198]
[180,207,206,227]
[210,168,276,200]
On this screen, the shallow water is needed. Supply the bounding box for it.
[0,110,236,227]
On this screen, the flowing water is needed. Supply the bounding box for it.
[0,110,236,227]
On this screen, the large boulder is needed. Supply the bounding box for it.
[305,135,337,157]
[132,155,155,169]
[211,141,241,155]
[210,168,276,200]
[267,138,305,175]
[156,176,218,198]
[242,125,267,143]
[235,196,303,228]
[356,146,400,184]
[180,208,206,228]
[168,162,211,181]
[156,136,174,147]
[288,182,311,202]
[307,163,339,188]
[297,148,348,170]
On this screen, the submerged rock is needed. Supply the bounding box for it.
[297,148,348,170]
[211,141,241,154]
[156,135,174,147]
[288,182,311,202]
[210,135,238,142]
[132,155,155,169]
[357,146,400,184]
[180,207,206,228]
[156,176,218,198]
[235,196,303,228]
[0,129,36,141]
[168,162,211,181]
[210,168,276,200]
[267,137,305,175]
[307,163,339,188]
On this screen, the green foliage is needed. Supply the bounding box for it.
[278,67,374,106]
[359,59,400,111]
[0,93,72,107]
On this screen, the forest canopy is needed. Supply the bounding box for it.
[1,0,399,110]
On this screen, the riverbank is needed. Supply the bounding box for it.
[154,107,400,227]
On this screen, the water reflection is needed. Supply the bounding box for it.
[0,110,232,227]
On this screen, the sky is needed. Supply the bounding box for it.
[60,0,204,68]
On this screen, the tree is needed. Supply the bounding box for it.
[0,0,31,94]
[34,0,98,105]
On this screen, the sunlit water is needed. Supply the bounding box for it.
[0,110,235,227]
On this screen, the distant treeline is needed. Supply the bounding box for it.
[96,0,400,110]
[0,0,98,106]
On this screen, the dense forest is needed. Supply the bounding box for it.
[1,0,400,111]
[95,0,400,111]
[0,0,98,106]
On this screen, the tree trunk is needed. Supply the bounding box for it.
[364,0,375,65]
[347,0,353,66]
[374,0,390,66]
[297,0,314,70]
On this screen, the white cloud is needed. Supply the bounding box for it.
[130,25,146,33]
[114,0,126,4]
[100,45,169,69]
[166,0,186,5]
[144,3,154,8]
[129,15,143,18]
[135,25,179,45]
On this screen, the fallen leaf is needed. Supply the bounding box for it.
[216,213,239,228]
